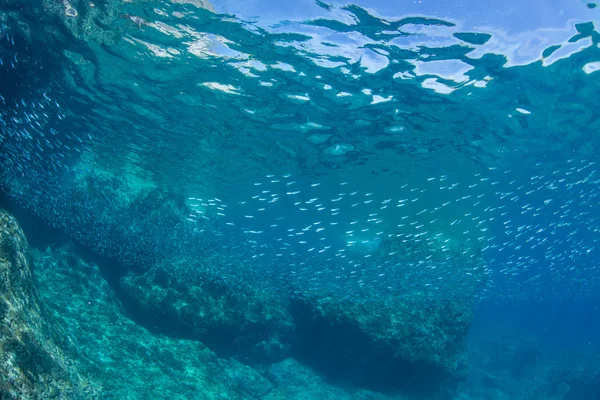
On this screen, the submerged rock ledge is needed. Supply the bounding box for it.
[120,254,474,396]
[1,208,474,399]
[0,209,100,399]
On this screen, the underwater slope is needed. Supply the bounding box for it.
[1,208,436,400]
[119,246,479,396]
[3,207,600,400]
[0,209,100,399]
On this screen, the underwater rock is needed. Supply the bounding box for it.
[0,209,99,399]
[222,358,274,398]
[32,244,252,399]
[119,257,295,364]
[277,234,482,397]
[265,358,396,400]
[32,243,425,399]
[289,293,471,398]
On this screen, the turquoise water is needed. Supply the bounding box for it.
[1,0,600,398]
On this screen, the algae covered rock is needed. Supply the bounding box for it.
[289,293,471,398]
[0,209,100,399]
[116,231,477,398]
[120,256,295,364]
[282,234,481,398]
[32,244,251,399]
[222,358,274,398]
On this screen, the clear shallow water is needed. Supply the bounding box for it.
[1,0,600,397]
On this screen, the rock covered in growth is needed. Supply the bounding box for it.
[265,358,404,400]
[31,243,416,400]
[33,244,269,399]
[120,256,295,364]
[115,231,479,397]
[284,235,482,398]
[0,209,99,399]
[290,293,471,398]
[221,358,274,398]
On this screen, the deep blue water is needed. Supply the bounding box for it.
[472,300,600,350]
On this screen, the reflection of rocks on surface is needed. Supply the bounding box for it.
[0,209,99,399]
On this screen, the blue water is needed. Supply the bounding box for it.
[1,0,600,398]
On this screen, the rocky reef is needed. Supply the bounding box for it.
[0,208,411,399]
[117,237,478,397]
[32,245,256,399]
[120,256,472,396]
[3,202,600,400]
[0,206,478,399]
[289,293,470,396]
[9,163,477,397]
[0,209,100,399]
[119,258,296,364]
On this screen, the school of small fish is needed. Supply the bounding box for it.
[178,159,599,300]
[1,19,599,303]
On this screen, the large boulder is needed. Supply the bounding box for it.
[0,209,99,399]
[285,234,483,398]
[120,257,295,364]
[118,232,479,398]
[289,293,471,398]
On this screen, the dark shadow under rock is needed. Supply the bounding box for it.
[265,358,403,400]
[289,293,471,398]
